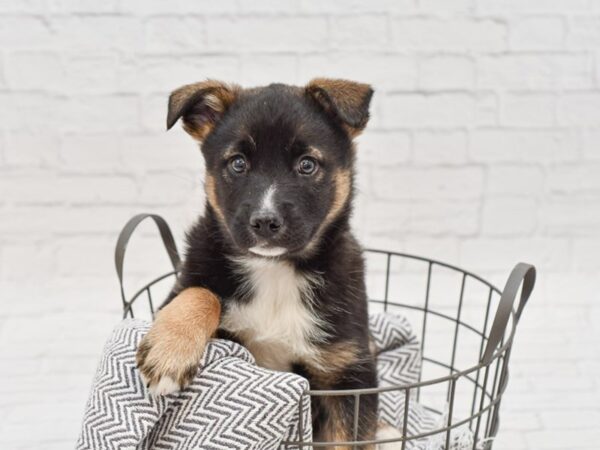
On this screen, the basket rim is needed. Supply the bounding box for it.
[122,248,516,395]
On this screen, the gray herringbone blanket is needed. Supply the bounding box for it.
[77,313,473,449]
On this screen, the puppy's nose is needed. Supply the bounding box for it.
[249,212,283,237]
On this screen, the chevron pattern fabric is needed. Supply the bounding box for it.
[76,320,311,450]
[77,314,474,450]
[370,313,434,440]
[369,313,474,450]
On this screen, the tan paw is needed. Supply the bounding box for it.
[135,287,221,396]
[136,330,204,396]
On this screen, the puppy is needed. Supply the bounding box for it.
[137,78,378,447]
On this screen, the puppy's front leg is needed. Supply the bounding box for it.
[310,344,378,450]
[318,394,377,450]
[136,287,221,395]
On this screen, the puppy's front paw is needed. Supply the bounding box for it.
[376,423,404,450]
[135,287,221,396]
[136,328,204,396]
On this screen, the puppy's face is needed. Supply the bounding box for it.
[167,79,373,258]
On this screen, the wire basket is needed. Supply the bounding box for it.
[115,214,535,449]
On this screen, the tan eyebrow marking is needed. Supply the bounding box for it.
[307,146,324,160]
[222,146,238,160]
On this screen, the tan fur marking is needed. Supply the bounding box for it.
[136,287,221,391]
[319,397,347,446]
[170,80,237,118]
[376,422,404,448]
[307,341,376,448]
[303,169,352,256]
[306,78,372,137]
[203,92,226,113]
[322,410,354,450]
[184,122,213,142]
[169,79,239,141]
[306,340,360,386]
[308,77,369,100]
[368,335,378,357]
[326,169,351,226]
[318,395,376,450]
[205,174,227,225]
[344,123,366,139]
[222,146,239,160]
[307,146,324,160]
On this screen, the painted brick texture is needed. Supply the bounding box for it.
[0,1,599,448]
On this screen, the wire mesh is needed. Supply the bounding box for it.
[116,215,534,449]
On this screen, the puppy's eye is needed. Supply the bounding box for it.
[229,155,247,173]
[298,157,318,175]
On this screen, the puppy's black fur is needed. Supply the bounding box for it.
[152,79,377,446]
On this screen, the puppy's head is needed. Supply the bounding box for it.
[167,78,373,258]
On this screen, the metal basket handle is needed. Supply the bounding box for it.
[481,262,536,365]
[115,213,181,306]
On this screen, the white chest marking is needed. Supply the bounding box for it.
[222,256,326,371]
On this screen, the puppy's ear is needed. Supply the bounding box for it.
[166,80,239,141]
[306,78,374,136]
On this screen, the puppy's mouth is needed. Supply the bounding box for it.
[248,246,288,257]
[243,224,321,259]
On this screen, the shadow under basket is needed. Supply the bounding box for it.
[115,214,536,450]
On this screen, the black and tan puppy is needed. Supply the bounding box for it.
[137,78,379,447]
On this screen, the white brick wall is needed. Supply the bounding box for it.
[0,1,599,448]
